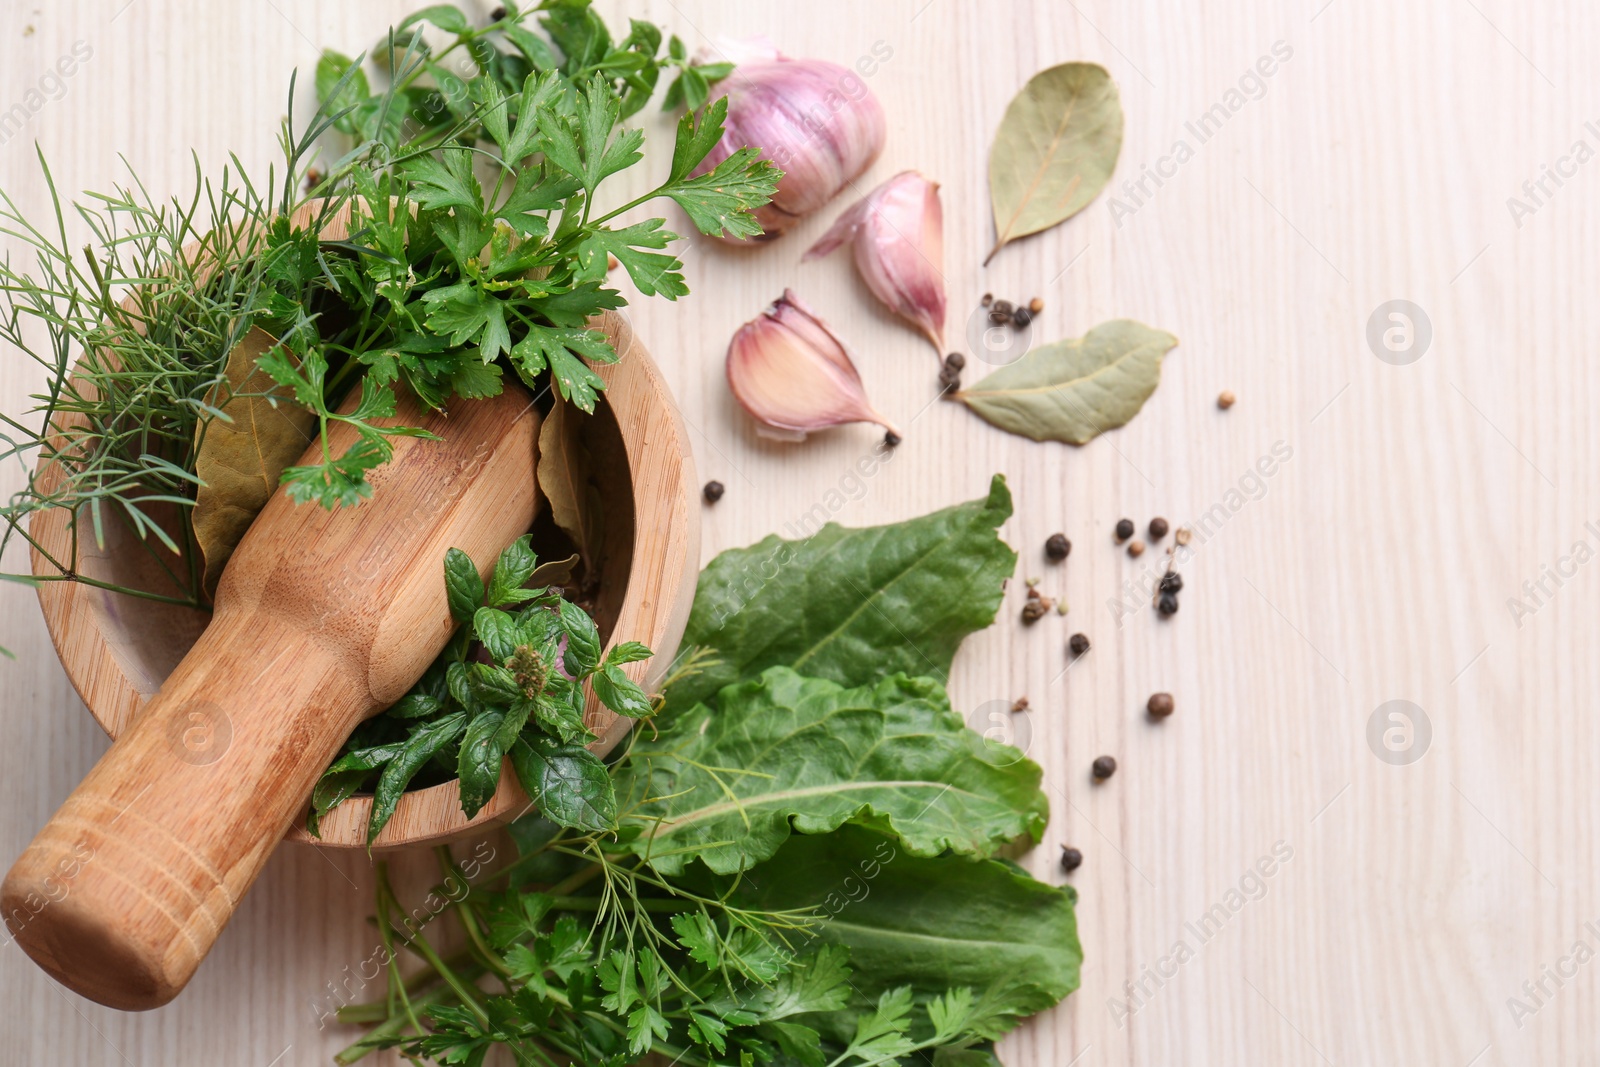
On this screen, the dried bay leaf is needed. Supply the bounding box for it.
[957,320,1177,444]
[985,62,1123,264]
[536,391,603,569]
[192,327,316,594]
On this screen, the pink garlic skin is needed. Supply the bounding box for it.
[805,170,946,352]
[726,289,898,441]
[695,58,887,239]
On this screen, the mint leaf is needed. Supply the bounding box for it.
[457,707,509,818]
[509,735,617,832]
[444,546,485,623]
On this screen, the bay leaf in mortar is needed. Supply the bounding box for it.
[957,320,1177,444]
[536,391,603,569]
[192,327,316,593]
[985,62,1123,264]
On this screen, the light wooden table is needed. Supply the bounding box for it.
[0,2,1593,1064]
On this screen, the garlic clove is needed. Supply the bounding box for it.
[806,170,946,353]
[726,290,899,442]
[696,58,886,239]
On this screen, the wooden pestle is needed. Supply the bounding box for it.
[1,380,541,1010]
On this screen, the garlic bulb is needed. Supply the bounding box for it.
[805,170,945,352]
[695,54,886,239]
[726,290,898,441]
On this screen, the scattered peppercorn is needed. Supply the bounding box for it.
[1147,692,1175,718]
[1068,632,1091,656]
[944,352,966,370]
[1092,755,1117,780]
[1060,846,1083,873]
[938,367,961,393]
[303,168,323,191]
[1021,598,1050,624]
[1174,527,1193,546]
[1045,533,1071,561]
[1148,517,1169,540]
[1127,539,1145,558]
[1158,571,1183,594]
[1012,696,1030,712]
[1011,306,1033,328]
[1029,296,1044,314]
[1158,592,1179,616]
[703,480,725,504]
[884,430,902,447]
[1114,518,1135,541]
[490,5,507,19]
[992,299,1014,316]
[1217,390,1236,410]
[981,293,993,307]
[988,308,1011,326]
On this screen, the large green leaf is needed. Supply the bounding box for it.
[704,826,1081,1042]
[957,320,1178,444]
[618,667,1046,875]
[664,476,1015,716]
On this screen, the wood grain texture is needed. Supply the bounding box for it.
[5,382,539,1008]
[0,0,1595,1063]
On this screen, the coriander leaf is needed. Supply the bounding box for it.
[576,219,687,298]
[444,546,485,623]
[496,165,581,236]
[457,707,508,818]
[404,147,483,215]
[369,711,467,843]
[665,146,782,240]
[449,357,504,398]
[279,436,388,509]
[668,95,729,184]
[509,325,612,411]
[616,668,1048,875]
[664,476,1016,715]
[510,734,616,832]
[843,987,917,1063]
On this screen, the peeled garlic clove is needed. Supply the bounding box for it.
[696,56,886,239]
[726,290,899,442]
[806,170,946,352]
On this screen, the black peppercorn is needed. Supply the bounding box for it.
[944,352,966,371]
[1045,533,1070,561]
[1148,516,1169,540]
[1147,692,1175,718]
[981,293,993,307]
[490,5,507,19]
[938,367,961,393]
[1011,306,1033,328]
[1158,592,1179,616]
[884,430,902,447]
[1060,845,1083,872]
[992,299,1014,316]
[988,308,1012,326]
[703,480,725,504]
[1068,633,1090,656]
[1114,518,1134,541]
[1092,755,1117,780]
[1158,571,1183,594]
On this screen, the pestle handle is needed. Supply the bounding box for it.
[2,383,540,1010]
